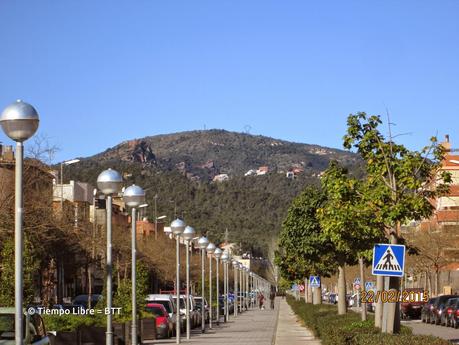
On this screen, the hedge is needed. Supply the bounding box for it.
[287,296,451,345]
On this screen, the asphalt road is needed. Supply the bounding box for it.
[403,319,459,344]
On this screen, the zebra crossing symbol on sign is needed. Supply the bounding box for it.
[372,244,405,277]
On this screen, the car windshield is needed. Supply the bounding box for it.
[145,306,165,317]
[155,301,172,314]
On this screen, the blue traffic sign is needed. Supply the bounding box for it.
[372,244,405,277]
[354,277,361,285]
[365,281,374,290]
[309,276,321,288]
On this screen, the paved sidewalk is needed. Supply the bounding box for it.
[150,298,320,345]
[151,302,279,345]
[274,298,321,345]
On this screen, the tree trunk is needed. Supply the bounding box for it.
[307,279,313,303]
[359,257,367,321]
[384,233,400,334]
[304,277,308,303]
[375,275,383,328]
[338,265,347,315]
[313,283,321,305]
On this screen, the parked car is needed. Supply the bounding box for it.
[448,298,459,328]
[441,297,459,326]
[400,288,426,320]
[430,295,456,325]
[72,294,102,309]
[145,303,172,339]
[145,294,178,334]
[0,307,50,344]
[194,296,209,323]
[421,297,438,323]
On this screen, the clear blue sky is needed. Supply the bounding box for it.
[1,1,458,162]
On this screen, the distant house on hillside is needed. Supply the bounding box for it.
[244,169,257,176]
[256,166,269,175]
[213,174,229,182]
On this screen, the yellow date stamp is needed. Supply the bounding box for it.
[360,289,429,303]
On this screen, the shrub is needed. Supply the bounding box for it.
[286,296,451,345]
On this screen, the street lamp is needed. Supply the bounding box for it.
[182,226,195,340]
[0,100,39,345]
[221,251,229,322]
[232,260,239,317]
[171,218,186,344]
[206,243,216,328]
[123,184,145,345]
[97,168,123,345]
[214,248,222,325]
[197,236,209,333]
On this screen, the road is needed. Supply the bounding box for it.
[403,319,459,344]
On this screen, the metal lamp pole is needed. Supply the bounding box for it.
[214,248,222,325]
[171,218,186,344]
[221,251,229,322]
[123,184,145,345]
[0,100,39,345]
[198,237,209,332]
[206,243,216,328]
[182,226,195,340]
[97,168,123,345]
[232,261,238,317]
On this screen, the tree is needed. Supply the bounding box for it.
[343,112,451,333]
[275,186,336,301]
[317,161,383,315]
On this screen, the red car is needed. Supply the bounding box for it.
[145,303,172,339]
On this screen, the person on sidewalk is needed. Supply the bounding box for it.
[259,293,265,310]
[269,290,276,310]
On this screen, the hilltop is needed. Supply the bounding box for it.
[65,130,361,256]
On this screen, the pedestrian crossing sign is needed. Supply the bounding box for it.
[372,244,405,277]
[309,276,320,288]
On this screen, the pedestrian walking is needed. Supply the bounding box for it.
[258,293,265,310]
[269,290,275,310]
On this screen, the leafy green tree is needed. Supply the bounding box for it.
[276,186,336,295]
[342,112,451,333]
[0,237,39,307]
[317,161,383,315]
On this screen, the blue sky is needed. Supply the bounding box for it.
[1,1,458,162]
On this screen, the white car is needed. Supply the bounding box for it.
[146,294,179,334]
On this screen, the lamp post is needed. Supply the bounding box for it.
[197,236,209,333]
[182,226,195,340]
[0,100,39,345]
[238,263,243,313]
[123,184,145,345]
[206,243,216,329]
[221,251,229,322]
[232,260,238,317]
[171,218,186,344]
[214,248,222,325]
[97,168,123,345]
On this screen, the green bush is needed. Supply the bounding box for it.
[42,313,104,332]
[287,296,451,345]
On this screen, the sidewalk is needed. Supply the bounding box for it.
[150,298,320,345]
[274,298,321,345]
[151,302,279,345]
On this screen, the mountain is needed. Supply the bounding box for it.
[88,129,360,181]
[65,130,361,256]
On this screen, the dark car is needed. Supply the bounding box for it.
[430,295,456,325]
[145,303,172,339]
[448,299,459,328]
[72,294,102,309]
[421,297,438,323]
[441,297,459,326]
[400,288,426,320]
